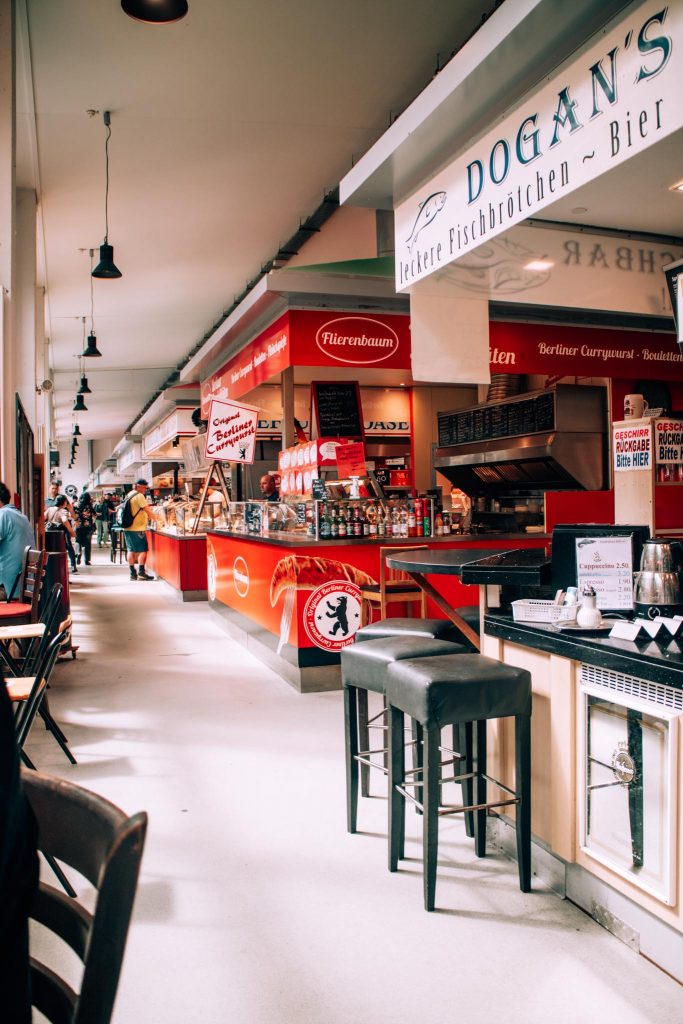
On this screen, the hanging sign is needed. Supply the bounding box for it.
[204,398,259,463]
[335,441,367,479]
[576,535,634,611]
[394,1,683,290]
[655,419,683,463]
[613,422,652,472]
[311,381,364,439]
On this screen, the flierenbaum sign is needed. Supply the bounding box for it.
[395,1,682,291]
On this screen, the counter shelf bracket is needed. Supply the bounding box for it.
[404,570,481,651]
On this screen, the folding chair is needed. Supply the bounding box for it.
[23,770,148,1024]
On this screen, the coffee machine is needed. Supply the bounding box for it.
[633,540,683,619]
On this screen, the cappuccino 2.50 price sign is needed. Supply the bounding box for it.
[576,535,634,611]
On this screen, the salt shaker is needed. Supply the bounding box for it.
[576,585,603,628]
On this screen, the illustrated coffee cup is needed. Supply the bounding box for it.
[624,394,648,419]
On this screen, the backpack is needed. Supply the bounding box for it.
[115,494,138,529]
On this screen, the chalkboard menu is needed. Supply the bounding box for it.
[312,381,364,439]
[437,391,557,449]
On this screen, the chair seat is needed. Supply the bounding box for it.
[342,636,466,694]
[6,676,43,702]
[0,622,45,640]
[355,617,468,645]
[0,602,33,621]
[386,653,532,727]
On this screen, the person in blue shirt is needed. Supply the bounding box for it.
[0,482,35,598]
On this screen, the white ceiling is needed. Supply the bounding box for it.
[16,0,492,445]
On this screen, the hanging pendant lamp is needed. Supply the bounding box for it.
[83,332,102,358]
[122,0,188,23]
[72,424,82,437]
[72,437,80,448]
[73,393,88,412]
[78,374,92,395]
[92,112,122,279]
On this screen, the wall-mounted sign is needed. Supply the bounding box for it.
[395,1,683,289]
[576,535,634,611]
[655,418,683,463]
[204,398,259,463]
[335,442,367,480]
[311,381,364,440]
[613,422,652,472]
[489,322,682,381]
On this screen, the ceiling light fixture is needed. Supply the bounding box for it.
[669,178,683,193]
[83,272,102,358]
[92,112,122,279]
[78,374,92,395]
[524,259,554,271]
[72,423,82,437]
[121,0,189,24]
[73,393,88,413]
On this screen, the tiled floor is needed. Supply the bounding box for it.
[27,551,683,1023]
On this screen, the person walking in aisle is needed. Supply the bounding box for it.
[45,495,78,573]
[95,492,114,547]
[0,483,35,600]
[73,492,95,565]
[121,479,159,580]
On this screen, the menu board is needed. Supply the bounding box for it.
[312,381,364,439]
[575,535,634,611]
[437,391,557,449]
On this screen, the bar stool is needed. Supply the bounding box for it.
[385,653,532,911]
[341,635,467,833]
[356,615,477,647]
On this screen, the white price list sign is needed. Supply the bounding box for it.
[576,535,634,611]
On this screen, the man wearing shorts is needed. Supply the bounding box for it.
[123,479,159,581]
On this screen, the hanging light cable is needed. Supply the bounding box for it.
[92,111,122,278]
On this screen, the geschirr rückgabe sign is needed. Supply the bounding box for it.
[394,0,682,291]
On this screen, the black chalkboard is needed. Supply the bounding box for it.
[311,478,328,500]
[312,381,364,439]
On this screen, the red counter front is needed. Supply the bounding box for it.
[147,530,208,600]
[206,532,547,692]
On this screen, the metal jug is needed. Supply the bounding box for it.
[634,541,683,618]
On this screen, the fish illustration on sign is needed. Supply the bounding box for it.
[405,191,446,253]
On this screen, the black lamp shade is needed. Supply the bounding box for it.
[83,333,102,358]
[72,424,82,436]
[122,0,188,23]
[92,243,122,279]
[78,375,92,395]
[73,393,88,412]
[72,437,80,448]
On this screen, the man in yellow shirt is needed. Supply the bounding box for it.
[123,479,159,580]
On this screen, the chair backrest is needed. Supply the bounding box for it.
[14,631,65,749]
[18,548,48,621]
[23,583,64,676]
[22,770,148,1024]
[379,545,428,591]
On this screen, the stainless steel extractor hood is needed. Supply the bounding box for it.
[434,384,606,493]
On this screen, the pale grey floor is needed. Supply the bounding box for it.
[26,550,683,1024]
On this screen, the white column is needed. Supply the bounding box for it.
[0,0,16,487]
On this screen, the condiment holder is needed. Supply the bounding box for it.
[575,585,603,628]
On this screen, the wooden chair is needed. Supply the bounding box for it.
[359,545,428,623]
[7,631,66,766]
[0,547,48,627]
[22,769,148,1024]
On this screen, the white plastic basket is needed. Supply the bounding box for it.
[511,599,577,624]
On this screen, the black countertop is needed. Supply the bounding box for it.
[485,613,683,690]
[385,547,551,586]
[207,530,548,549]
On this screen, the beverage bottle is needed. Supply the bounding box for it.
[338,506,347,537]
[407,501,417,537]
[435,512,444,536]
[423,502,432,537]
[391,506,401,537]
[442,511,451,535]
[366,503,377,537]
[399,506,409,538]
[377,506,386,538]
[319,503,331,539]
[330,506,339,539]
[415,497,424,537]
[352,504,362,537]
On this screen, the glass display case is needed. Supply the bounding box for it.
[151,495,226,536]
[223,500,308,538]
[218,497,437,541]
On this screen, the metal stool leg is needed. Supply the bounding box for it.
[358,688,371,798]
[473,719,487,858]
[515,711,532,892]
[388,705,405,871]
[459,722,474,838]
[423,725,440,912]
[344,686,359,834]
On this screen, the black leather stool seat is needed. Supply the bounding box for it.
[342,636,467,695]
[386,654,531,726]
[385,652,532,911]
[355,617,470,645]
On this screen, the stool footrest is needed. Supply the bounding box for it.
[356,754,388,776]
[438,797,519,817]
